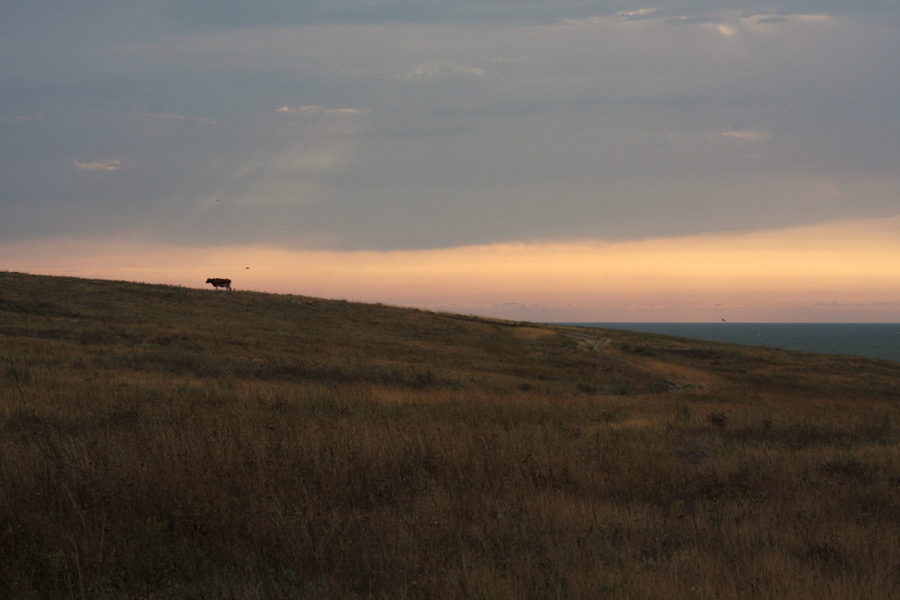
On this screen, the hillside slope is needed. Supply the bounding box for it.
[2,271,899,599]
[2,270,895,402]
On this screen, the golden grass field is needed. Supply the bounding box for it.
[2,270,899,599]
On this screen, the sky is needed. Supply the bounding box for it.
[2,1,899,321]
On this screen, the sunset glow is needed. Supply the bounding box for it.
[4,216,898,322]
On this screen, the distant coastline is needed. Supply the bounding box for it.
[560,323,900,363]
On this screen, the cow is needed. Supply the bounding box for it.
[206,278,232,291]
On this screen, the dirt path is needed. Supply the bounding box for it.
[560,330,721,391]
[617,354,723,390]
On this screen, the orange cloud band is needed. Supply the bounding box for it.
[3,216,899,321]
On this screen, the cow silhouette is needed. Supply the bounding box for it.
[206,278,232,291]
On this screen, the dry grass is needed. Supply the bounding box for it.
[1,271,899,599]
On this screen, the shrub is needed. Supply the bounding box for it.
[3,361,32,384]
[706,411,728,429]
[575,381,597,393]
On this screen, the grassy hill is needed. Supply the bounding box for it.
[2,270,899,599]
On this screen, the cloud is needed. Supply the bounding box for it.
[701,11,835,37]
[276,105,363,116]
[795,14,832,23]
[756,16,790,25]
[615,8,658,22]
[813,301,868,307]
[129,113,217,124]
[717,23,737,35]
[562,9,834,34]
[720,130,772,142]
[0,115,44,122]
[3,3,899,255]
[398,62,488,80]
[562,9,658,26]
[73,158,122,171]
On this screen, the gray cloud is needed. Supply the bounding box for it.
[2,2,899,250]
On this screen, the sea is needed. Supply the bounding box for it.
[560,323,900,363]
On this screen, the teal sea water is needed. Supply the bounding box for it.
[562,323,900,363]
